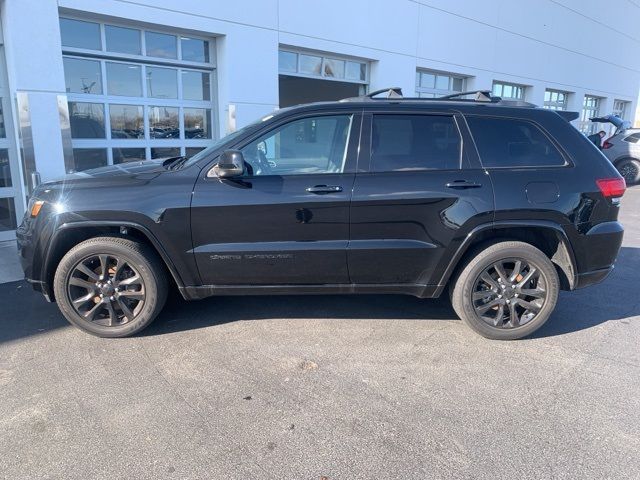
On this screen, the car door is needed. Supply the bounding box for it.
[348,110,494,288]
[191,110,361,285]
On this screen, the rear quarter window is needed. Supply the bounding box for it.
[465,116,567,168]
[623,132,640,144]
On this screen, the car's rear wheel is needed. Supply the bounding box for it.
[451,241,559,340]
[616,158,640,185]
[54,236,168,338]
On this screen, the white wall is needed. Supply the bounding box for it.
[1,0,639,183]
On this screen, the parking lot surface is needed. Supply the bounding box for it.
[1,187,639,480]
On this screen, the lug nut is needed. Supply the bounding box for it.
[114,288,119,292]
[99,293,104,298]
[110,296,115,301]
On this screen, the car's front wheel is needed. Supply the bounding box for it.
[451,241,559,340]
[53,236,168,338]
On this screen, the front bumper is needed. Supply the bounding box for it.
[574,266,614,289]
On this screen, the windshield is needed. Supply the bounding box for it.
[182,118,267,168]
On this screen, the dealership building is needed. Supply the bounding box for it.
[0,0,639,240]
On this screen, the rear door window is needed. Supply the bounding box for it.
[370,114,461,172]
[465,116,566,168]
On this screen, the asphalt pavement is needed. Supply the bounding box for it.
[1,187,639,480]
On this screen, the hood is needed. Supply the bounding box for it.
[590,114,632,131]
[38,158,172,192]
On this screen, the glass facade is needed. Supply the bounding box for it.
[278,49,368,83]
[416,70,466,98]
[60,17,216,172]
[493,82,526,100]
[543,89,570,110]
[580,95,602,134]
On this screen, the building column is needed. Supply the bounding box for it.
[2,0,67,183]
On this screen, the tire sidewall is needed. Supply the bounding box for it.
[454,244,559,340]
[54,239,162,338]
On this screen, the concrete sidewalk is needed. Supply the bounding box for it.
[0,240,22,284]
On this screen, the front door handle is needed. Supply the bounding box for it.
[306,185,343,194]
[445,180,482,189]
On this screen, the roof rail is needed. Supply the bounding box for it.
[439,90,497,102]
[366,87,404,99]
[340,87,537,107]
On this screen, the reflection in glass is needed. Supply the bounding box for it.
[146,31,177,58]
[0,100,6,137]
[421,73,435,88]
[106,62,142,96]
[63,57,103,94]
[299,55,322,75]
[346,61,366,81]
[113,148,146,164]
[435,75,449,90]
[70,148,108,172]
[105,25,141,54]
[146,67,178,99]
[186,147,205,158]
[184,108,211,139]
[109,105,143,139]
[60,18,101,50]
[182,70,210,101]
[279,51,297,73]
[0,149,11,188]
[149,106,179,139]
[181,37,209,62]
[324,58,345,78]
[0,197,17,232]
[151,147,180,159]
[69,102,105,138]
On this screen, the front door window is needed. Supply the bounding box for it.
[240,114,353,176]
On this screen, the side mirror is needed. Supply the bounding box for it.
[215,150,245,178]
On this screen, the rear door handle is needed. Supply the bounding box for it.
[445,180,482,189]
[306,185,343,194]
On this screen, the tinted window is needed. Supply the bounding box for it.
[624,133,640,144]
[240,115,352,176]
[466,116,566,168]
[371,115,461,172]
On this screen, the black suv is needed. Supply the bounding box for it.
[17,89,626,340]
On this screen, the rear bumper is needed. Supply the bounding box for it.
[571,220,623,289]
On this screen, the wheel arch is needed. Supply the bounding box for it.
[438,221,577,294]
[43,221,185,301]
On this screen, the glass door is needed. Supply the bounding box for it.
[0,95,21,241]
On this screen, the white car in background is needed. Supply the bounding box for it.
[592,114,640,185]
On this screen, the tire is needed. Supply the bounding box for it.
[53,236,168,338]
[615,158,640,185]
[451,241,559,340]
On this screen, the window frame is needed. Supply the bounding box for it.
[206,110,363,179]
[415,69,468,98]
[464,114,573,170]
[492,81,527,101]
[278,47,369,85]
[60,15,217,170]
[543,89,571,111]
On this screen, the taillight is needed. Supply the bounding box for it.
[596,178,626,198]
[602,140,613,149]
